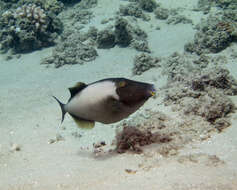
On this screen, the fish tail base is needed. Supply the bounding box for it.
[53,96,66,124]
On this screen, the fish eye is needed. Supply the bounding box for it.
[118,81,126,87]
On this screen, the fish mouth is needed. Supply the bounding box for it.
[148,85,156,97]
[150,91,156,96]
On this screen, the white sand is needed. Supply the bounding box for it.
[1,0,237,189]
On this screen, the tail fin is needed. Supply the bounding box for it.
[53,96,66,124]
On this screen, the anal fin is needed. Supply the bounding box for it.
[69,114,95,129]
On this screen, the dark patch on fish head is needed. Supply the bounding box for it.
[115,79,156,106]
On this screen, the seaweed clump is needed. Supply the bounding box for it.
[116,126,171,154]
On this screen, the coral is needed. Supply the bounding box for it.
[58,0,95,28]
[68,10,94,25]
[185,13,237,54]
[131,40,150,53]
[154,7,169,20]
[132,53,161,75]
[114,18,133,47]
[190,67,237,95]
[86,26,98,42]
[196,0,215,13]
[119,3,150,21]
[178,89,235,123]
[197,0,237,12]
[114,17,149,51]
[177,153,225,166]
[163,53,237,94]
[16,0,64,15]
[119,3,142,18]
[0,1,8,16]
[75,0,97,9]
[40,0,98,67]
[167,15,193,25]
[73,17,150,52]
[214,118,230,132]
[131,23,148,40]
[114,51,237,155]
[0,3,62,53]
[41,32,97,68]
[97,29,116,49]
[162,52,199,82]
[163,53,236,124]
[14,4,47,30]
[139,0,158,12]
[116,109,213,156]
[165,84,235,125]
[43,0,64,15]
[115,101,232,157]
[57,0,97,7]
[164,54,237,95]
[57,0,79,4]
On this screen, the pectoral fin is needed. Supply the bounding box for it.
[69,114,95,129]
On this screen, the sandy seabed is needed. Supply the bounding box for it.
[1,0,237,189]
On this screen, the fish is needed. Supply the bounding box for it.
[53,78,156,129]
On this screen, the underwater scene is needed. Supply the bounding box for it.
[1,0,237,189]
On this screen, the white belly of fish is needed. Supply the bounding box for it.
[65,81,120,122]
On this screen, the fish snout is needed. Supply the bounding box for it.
[147,85,156,97]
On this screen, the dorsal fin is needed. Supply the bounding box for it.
[68,82,87,99]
